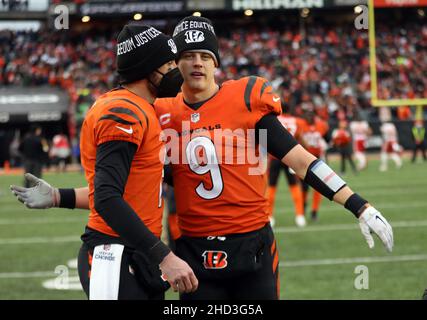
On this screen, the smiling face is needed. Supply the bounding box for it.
[177,51,217,95]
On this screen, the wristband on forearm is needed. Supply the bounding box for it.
[58,188,76,209]
[303,159,347,201]
[344,193,369,218]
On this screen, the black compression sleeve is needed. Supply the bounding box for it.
[255,113,299,159]
[94,140,170,265]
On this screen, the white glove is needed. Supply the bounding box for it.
[10,173,59,209]
[358,206,394,252]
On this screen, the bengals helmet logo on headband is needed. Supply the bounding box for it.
[184,30,205,43]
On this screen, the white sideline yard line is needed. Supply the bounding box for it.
[0,271,79,279]
[0,217,85,225]
[280,254,427,268]
[0,235,79,245]
[0,219,426,246]
[2,201,426,226]
[0,271,55,279]
[360,189,427,196]
[1,255,426,278]
[276,201,427,212]
[0,205,88,213]
[275,219,427,234]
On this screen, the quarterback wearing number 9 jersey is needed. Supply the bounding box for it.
[154,16,393,300]
[155,75,284,300]
[155,75,281,237]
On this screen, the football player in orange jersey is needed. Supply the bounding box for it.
[267,103,306,228]
[12,24,198,300]
[298,111,329,221]
[12,17,393,300]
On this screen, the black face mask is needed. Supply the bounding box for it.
[155,68,183,98]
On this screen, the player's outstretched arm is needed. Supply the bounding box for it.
[10,173,90,210]
[256,114,393,252]
[283,144,394,252]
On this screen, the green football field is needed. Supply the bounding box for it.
[0,157,426,300]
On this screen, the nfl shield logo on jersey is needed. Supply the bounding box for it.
[191,113,200,123]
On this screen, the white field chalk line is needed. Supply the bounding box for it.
[1,254,426,278]
[0,219,426,245]
[279,254,427,268]
[0,271,78,279]
[0,217,85,225]
[0,235,79,245]
[276,201,427,212]
[275,219,427,233]
[1,199,425,223]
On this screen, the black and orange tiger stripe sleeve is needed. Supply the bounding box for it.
[94,98,148,147]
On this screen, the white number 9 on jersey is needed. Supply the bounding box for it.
[185,136,224,200]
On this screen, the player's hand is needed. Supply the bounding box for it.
[358,206,394,252]
[159,252,198,294]
[10,173,59,209]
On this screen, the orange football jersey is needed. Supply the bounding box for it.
[155,76,281,237]
[80,88,164,238]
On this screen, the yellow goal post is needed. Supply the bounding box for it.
[368,0,425,119]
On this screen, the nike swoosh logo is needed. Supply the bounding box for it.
[273,97,280,102]
[375,215,387,226]
[116,126,133,134]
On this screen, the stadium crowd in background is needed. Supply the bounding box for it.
[1,22,426,124]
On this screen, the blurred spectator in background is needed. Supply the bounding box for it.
[18,125,47,187]
[74,88,96,127]
[411,119,426,163]
[8,130,21,168]
[1,22,425,126]
[379,122,403,172]
[331,120,357,175]
[397,106,412,120]
[50,130,71,173]
[350,112,372,171]
[71,136,83,173]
